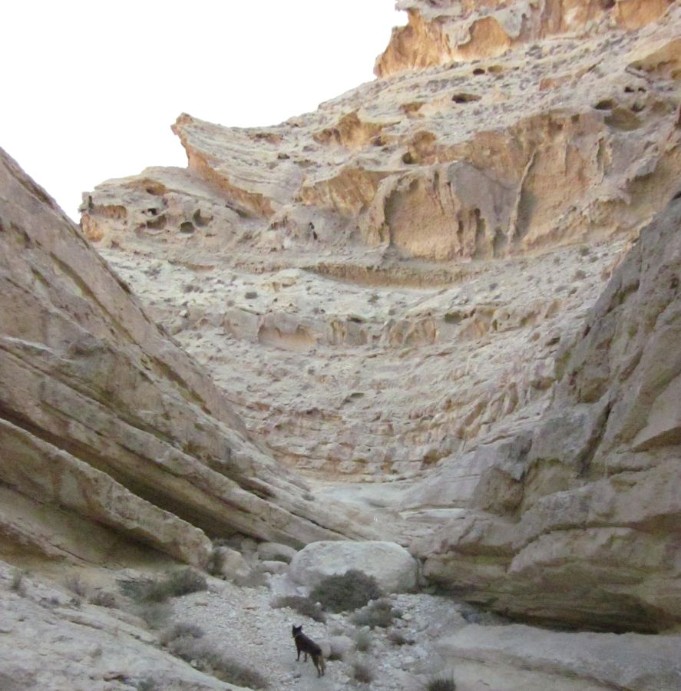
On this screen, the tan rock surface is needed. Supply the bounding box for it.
[84,2,681,263]
[414,196,681,632]
[0,148,381,570]
[0,0,681,691]
[74,3,681,635]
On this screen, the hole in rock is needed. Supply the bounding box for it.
[451,93,482,103]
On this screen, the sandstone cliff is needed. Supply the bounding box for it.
[412,195,681,633]
[83,0,681,263]
[0,148,377,570]
[72,0,681,636]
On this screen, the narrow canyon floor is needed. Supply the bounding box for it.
[3,231,681,689]
[9,233,658,689]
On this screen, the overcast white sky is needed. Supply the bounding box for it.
[1,1,405,219]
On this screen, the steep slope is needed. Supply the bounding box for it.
[83,1,681,262]
[411,195,681,633]
[0,149,376,569]
[72,0,681,635]
[78,0,681,485]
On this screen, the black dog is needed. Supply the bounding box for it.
[292,624,325,677]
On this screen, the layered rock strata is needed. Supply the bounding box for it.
[0,149,378,568]
[72,0,681,635]
[411,197,681,633]
[78,1,681,484]
[83,2,681,263]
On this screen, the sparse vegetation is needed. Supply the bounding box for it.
[206,549,224,577]
[10,568,27,595]
[354,629,372,652]
[64,574,89,598]
[88,589,118,608]
[388,629,413,646]
[118,568,207,603]
[351,598,398,628]
[134,678,159,691]
[352,660,374,684]
[309,569,382,613]
[167,636,268,688]
[135,602,172,630]
[271,595,326,622]
[427,675,457,691]
[160,622,205,646]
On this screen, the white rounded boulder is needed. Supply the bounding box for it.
[288,540,418,593]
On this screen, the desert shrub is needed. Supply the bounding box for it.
[135,602,172,630]
[354,629,372,652]
[206,549,225,577]
[65,574,89,598]
[160,622,205,646]
[427,675,457,691]
[168,637,268,688]
[388,629,413,646]
[10,569,27,596]
[351,598,398,629]
[88,589,118,608]
[118,568,206,603]
[135,679,159,691]
[309,569,382,613]
[352,661,374,684]
[271,595,326,623]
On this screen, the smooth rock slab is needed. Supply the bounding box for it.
[288,540,418,593]
[437,624,681,691]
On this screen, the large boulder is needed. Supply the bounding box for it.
[288,540,419,593]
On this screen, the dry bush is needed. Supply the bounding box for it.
[351,598,398,628]
[135,602,172,630]
[309,569,382,613]
[387,629,413,646]
[88,589,118,608]
[354,629,372,652]
[427,675,457,691]
[160,622,205,646]
[118,568,207,603]
[271,595,326,623]
[167,636,268,688]
[64,574,89,598]
[10,569,27,596]
[352,660,374,684]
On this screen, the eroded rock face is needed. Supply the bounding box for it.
[0,149,379,568]
[375,0,674,76]
[82,2,681,263]
[412,197,681,632]
[70,0,681,635]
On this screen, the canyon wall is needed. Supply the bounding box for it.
[411,195,681,632]
[0,149,376,569]
[82,1,681,264]
[68,0,681,633]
